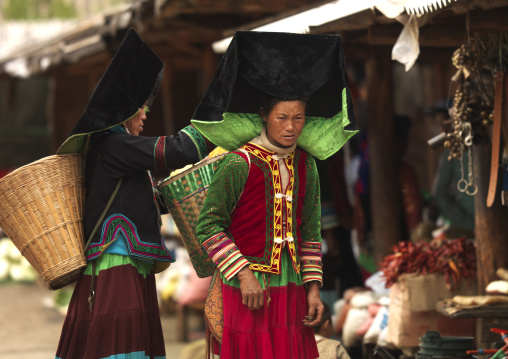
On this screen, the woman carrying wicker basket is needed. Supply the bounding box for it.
[192,31,358,359]
[54,28,213,359]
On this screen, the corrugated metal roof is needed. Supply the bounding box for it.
[404,0,460,15]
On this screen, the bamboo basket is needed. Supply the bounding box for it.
[158,153,227,278]
[0,154,87,290]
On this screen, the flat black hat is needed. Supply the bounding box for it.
[191,31,358,159]
[58,27,164,154]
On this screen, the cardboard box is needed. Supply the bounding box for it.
[398,273,477,312]
[387,282,476,348]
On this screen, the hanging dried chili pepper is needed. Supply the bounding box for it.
[379,237,476,290]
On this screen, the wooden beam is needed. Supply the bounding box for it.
[311,9,384,33]
[160,0,325,17]
[164,38,202,57]
[316,3,508,45]
[340,31,369,47]
[220,0,332,36]
[342,36,455,63]
[201,46,217,94]
[422,7,508,34]
[418,47,456,63]
[419,24,466,47]
[143,23,223,44]
[447,0,508,14]
[469,6,508,32]
[149,46,202,69]
[342,44,370,63]
[136,35,204,57]
[367,23,465,48]
[49,72,91,152]
[366,46,402,266]
[62,53,110,76]
[160,60,175,135]
[367,25,401,46]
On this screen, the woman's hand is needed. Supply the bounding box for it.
[303,281,324,327]
[237,266,264,311]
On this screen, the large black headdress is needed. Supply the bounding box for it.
[191,31,358,160]
[58,28,164,154]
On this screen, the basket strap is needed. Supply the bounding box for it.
[84,178,123,251]
[82,134,91,179]
[88,260,97,312]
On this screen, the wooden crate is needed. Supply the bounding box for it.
[398,273,477,312]
[387,282,476,348]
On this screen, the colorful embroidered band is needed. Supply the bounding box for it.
[202,232,250,280]
[182,125,208,160]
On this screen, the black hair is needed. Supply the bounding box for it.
[259,94,309,118]
[312,302,332,334]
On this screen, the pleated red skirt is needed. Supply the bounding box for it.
[220,282,319,359]
[55,256,165,359]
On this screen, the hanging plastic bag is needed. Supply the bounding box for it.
[392,15,420,71]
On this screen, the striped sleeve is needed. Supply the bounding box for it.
[202,232,250,280]
[196,153,250,280]
[300,155,323,285]
[300,241,323,284]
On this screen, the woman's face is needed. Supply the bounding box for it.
[263,100,305,147]
[124,106,148,136]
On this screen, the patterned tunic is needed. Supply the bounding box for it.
[83,125,208,263]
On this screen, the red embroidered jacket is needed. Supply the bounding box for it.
[197,142,323,284]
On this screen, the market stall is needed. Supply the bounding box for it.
[310,0,508,352]
[214,0,508,355]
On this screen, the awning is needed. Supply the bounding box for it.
[212,0,466,54]
[212,0,377,54]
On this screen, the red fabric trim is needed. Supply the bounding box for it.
[154,136,166,170]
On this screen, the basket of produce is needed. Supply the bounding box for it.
[0,154,87,290]
[158,153,227,278]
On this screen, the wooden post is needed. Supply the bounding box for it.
[201,46,217,94]
[366,46,402,266]
[473,138,508,347]
[474,140,508,291]
[48,71,90,153]
[160,58,175,135]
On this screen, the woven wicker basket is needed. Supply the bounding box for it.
[158,153,227,278]
[0,154,87,290]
